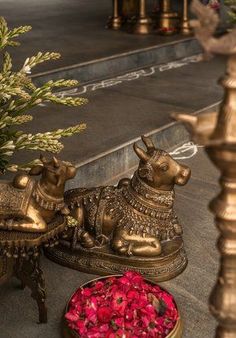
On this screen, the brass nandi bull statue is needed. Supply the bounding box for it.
[64,136,191,258]
[0,156,76,233]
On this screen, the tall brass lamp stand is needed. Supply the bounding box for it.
[107,0,122,30]
[180,0,192,35]
[158,0,178,35]
[175,1,236,336]
[107,0,192,35]
[132,0,153,34]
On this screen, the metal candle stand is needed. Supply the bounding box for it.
[131,0,153,34]
[108,0,192,35]
[175,1,236,336]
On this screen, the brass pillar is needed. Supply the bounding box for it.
[207,55,236,337]
[180,0,192,35]
[122,0,138,18]
[158,0,178,35]
[174,1,236,336]
[107,0,122,30]
[177,62,236,337]
[132,0,153,34]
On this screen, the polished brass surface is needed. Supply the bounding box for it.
[62,275,183,338]
[180,0,192,35]
[0,156,75,322]
[107,0,191,36]
[174,1,236,336]
[131,0,153,34]
[0,215,66,323]
[107,0,122,30]
[122,0,138,17]
[0,156,76,233]
[47,135,190,281]
[157,0,178,35]
[46,237,187,282]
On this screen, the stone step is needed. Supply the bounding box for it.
[11,55,224,188]
[1,0,201,86]
[31,37,201,86]
[74,101,220,188]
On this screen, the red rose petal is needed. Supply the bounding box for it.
[65,271,179,337]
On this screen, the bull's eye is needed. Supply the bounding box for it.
[160,163,169,172]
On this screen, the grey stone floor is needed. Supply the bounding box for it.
[0,0,186,74]
[11,55,225,171]
[0,147,220,338]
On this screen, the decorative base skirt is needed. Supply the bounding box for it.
[45,237,187,282]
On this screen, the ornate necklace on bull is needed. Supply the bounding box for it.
[118,172,178,241]
[32,182,66,212]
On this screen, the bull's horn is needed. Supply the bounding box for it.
[171,113,197,128]
[141,135,155,151]
[133,143,149,162]
[53,156,60,168]
[40,154,47,164]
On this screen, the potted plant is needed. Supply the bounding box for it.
[0,17,86,174]
[0,17,87,284]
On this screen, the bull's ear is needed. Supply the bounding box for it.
[29,165,43,176]
[138,164,153,181]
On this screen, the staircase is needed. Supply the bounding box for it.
[1,0,225,186]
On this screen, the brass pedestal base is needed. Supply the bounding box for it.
[158,12,179,35]
[107,16,123,30]
[45,237,187,282]
[131,17,153,35]
[180,20,192,36]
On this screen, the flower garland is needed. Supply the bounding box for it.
[65,271,179,338]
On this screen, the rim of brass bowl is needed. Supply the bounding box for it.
[62,275,183,338]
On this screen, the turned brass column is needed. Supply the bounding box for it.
[207,55,236,337]
[158,0,178,35]
[122,0,138,18]
[174,1,236,337]
[132,0,152,34]
[180,0,192,35]
[107,0,122,30]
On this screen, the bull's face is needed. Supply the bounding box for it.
[30,156,76,190]
[134,136,191,190]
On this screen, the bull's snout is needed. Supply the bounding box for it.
[175,165,191,186]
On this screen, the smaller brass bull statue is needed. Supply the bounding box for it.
[0,156,76,233]
[65,136,191,257]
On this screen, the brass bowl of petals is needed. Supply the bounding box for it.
[62,271,183,338]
